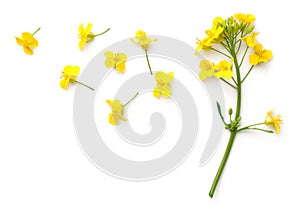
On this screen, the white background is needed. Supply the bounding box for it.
[1,0,299,213]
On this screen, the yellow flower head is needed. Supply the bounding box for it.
[15,32,39,55]
[249,44,273,65]
[241,32,259,47]
[106,100,128,126]
[214,60,233,79]
[265,109,283,134]
[78,23,94,50]
[131,30,157,50]
[234,13,256,23]
[153,71,174,98]
[199,60,215,80]
[104,51,127,73]
[195,37,213,54]
[60,65,80,90]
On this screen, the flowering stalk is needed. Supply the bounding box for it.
[195,14,280,198]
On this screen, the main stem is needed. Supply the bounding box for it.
[209,48,242,198]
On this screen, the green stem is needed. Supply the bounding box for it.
[241,65,254,83]
[145,50,153,75]
[209,47,242,198]
[209,131,237,198]
[220,78,237,89]
[94,28,110,37]
[32,27,41,36]
[239,46,249,67]
[124,92,139,107]
[75,81,94,91]
[211,48,231,58]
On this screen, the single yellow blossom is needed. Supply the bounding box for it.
[60,65,80,90]
[265,109,283,134]
[241,32,259,47]
[106,100,127,126]
[130,30,157,50]
[199,60,215,80]
[15,28,40,55]
[213,17,225,27]
[214,60,233,79]
[205,26,224,43]
[104,51,127,73]
[78,23,110,50]
[234,13,256,23]
[106,93,139,126]
[60,65,94,90]
[153,71,174,98]
[249,44,272,65]
[195,37,213,53]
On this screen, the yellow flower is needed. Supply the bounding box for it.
[130,30,157,50]
[15,28,40,55]
[213,17,225,27]
[214,60,233,79]
[199,60,215,80]
[153,71,174,98]
[234,13,256,23]
[265,109,283,134]
[60,65,80,90]
[78,23,110,51]
[195,37,213,53]
[241,32,259,47]
[78,23,94,50]
[106,100,127,126]
[249,44,273,65]
[104,51,127,73]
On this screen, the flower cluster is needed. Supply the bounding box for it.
[195,13,282,198]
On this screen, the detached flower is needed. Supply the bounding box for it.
[131,30,157,75]
[153,71,174,98]
[130,30,157,50]
[249,44,273,65]
[78,23,110,50]
[265,109,283,134]
[104,51,127,73]
[106,93,139,126]
[60,65,94,91]
[15,27,40,55]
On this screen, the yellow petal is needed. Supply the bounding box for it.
[161,84,172,98]
[116,62,126,73]
[117,53,127,61]
[249,54,259,65]
[215,69,233,79]
[15,37,25,46]
[106,100,113,107]
[23,46,33,55]
[60,79,69,90]
[108,113,118,125]
[261,50,273,62]
[199,69,215,80]
[105,58,115,68]
[200,60,214,71]
[86,23,93,34]
[153,88,161,98]
[155,71,174,84]
[104,51,115,58]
